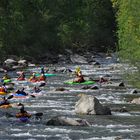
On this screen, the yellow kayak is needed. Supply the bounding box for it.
[0,92,7,95]
[0,104,12,109]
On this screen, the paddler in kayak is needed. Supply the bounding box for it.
[38,73,46,81]
[0,96,10,106]
[1,73,11,83]
[33,86,41,93]
[29,72,38,82]
[41,67,45,74]
[0,83,8,94]
[16,103,31,118]
[17,71,25,81]
[73,67,85,83]
[15,88,28,96]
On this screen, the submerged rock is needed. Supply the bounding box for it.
[55,87,67,91]
[46,116,90,126]
[75,94,111,115]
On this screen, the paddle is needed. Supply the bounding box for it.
[7,95,14,100]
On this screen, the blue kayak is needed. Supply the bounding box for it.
[13,93,27,99]
[19,117,29,122]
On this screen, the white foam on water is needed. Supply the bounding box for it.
[50,109,75,114]
[106,124,135,128]
[11,132,32,136]
[92,124,135,129]
[10,128,22,132]
[112,112,132,116]
[116,129,134,133]
[45,127,88,134]
[80,137,133,140]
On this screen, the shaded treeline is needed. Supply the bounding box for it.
[0,0,116,58]
[112,0,140,87]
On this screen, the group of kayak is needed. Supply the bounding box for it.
[0,67,47,122]
[0,66,109,122]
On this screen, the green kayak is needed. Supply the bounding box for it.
[35,73,57,77]
[64,80,96,85]
[3,79,12,83]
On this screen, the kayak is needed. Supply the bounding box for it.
[0,92,7,95]
[3,79,12,83]
[0,104,12,109]
[12,93,28,99]
[64,80,96,85]
[19,116,29,122]
[35,73,57,77]
[17,78,25,81]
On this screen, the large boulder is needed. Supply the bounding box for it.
[46,116,90,126]
[75,94,111,115]
[4,59,18,66]
[18,59,27,67]
[131,98,140,104]
[70,54,88,64]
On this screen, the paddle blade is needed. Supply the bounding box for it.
[30,95,36,98]
[35,112,43,116]
[7,95,14,100]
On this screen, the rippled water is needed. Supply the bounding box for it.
[0,56,140,140]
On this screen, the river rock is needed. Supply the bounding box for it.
[118,82,125,87]
[55,87,67,91]
[5,83,15,90]
[4,59,18,66]
[75,94,111,115]
[18,60,27,66]
[46,116,90,126]
[131,98,140,104]
[130,89,138,94]
[70,54,88,64]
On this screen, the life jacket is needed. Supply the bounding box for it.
[29,76,38,82]
[0,87,6,93]
[38,75,46,81]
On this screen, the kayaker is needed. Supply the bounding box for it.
[41,67,45,74]
[15,88,28,96]
[0,96,10,106]
[2,73,11,80]
[33,86,41,93]
[74,67,85,83]
[16,103,31,118]
[17,71,25,81]
[0,83,7,93]
[29,72,38,82]
[99,76,108,83]
[38,73,46,81]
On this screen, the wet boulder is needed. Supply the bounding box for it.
[75,94,111,115]
[70,54,88,64]
[118,82,125,87]
[55,87,67,91]
[130,89,138,94]
[5,83,14,90]
[131,98,140,104]
[4,59,18,67]
[18,59,27,67]
[46,116,90,126]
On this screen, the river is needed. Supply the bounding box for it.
[0,55,140,140]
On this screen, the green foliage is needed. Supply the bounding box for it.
[0,0,116,58]
[117,0,140,62]
[115,0,140,87]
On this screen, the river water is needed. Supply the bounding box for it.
[0,55,140,140]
